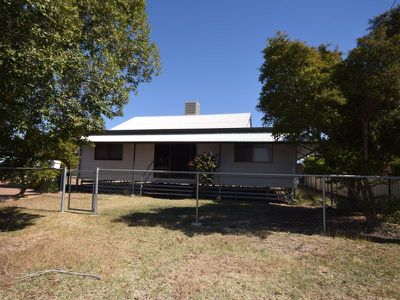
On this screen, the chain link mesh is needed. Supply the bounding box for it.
[0,168,63,212]
[1,167,398,240]
[91,170,399,238]
[65,169,95,212]
[96,169,197,227]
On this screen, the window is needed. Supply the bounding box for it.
[234,143,272,163]
[94,143,123,160]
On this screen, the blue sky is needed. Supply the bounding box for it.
[106,0,395,129]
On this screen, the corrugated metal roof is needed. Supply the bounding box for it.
[102,128,273,135]
[110,113,252,130]
[87,132,280,143]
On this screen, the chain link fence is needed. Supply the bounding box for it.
[1,167,399,240]
[301,175,400,238]
[94,169,197,227]
[0,167,64,212]
[89,169,399,239]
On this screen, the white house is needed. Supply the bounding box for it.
[79,102,308,190]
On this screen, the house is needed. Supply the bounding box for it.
[79,102,309,196]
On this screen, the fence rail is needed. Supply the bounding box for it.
[1,167,399,238]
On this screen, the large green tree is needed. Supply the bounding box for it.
[257,32,345,143]
[258,6,400,223]
[0,0,160,167]
[258,6,400,175]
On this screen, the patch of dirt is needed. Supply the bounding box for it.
[0,185,40,201]
[327,212,400,242]
[0,231,54,256]
[252,233,333,258]
[0,231,55,284]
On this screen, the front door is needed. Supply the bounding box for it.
[154,143,196,172]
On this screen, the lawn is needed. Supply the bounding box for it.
[0,195,399,299]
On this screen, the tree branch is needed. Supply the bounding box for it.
[15,269,102,282]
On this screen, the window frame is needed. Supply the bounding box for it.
[234,143,273,163]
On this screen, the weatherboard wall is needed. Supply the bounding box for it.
[79,143,296,187]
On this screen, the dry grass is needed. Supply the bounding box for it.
[0,195,399,299]
[0,192,62,212]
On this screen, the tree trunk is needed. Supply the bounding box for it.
[362,120,369,161]
[346,178,360,209]
[16,187,27,198]
[360,119,378,229]
[360,178,378,230]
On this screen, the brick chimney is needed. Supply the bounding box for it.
[184,101,200,115]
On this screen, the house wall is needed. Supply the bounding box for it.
[80,144,134,171]
[79,143,154,180]
[197,143,296,187]
[197,143,220,156]
[134,144,155,170]
[79,142,297,187]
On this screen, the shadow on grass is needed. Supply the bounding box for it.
[0,207,43,232]
[326,209,400,244]
[114,200,324,238]
[114,200,400,243]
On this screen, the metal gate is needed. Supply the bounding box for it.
[66,169,95,212]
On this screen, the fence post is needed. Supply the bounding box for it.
[322,175,327,234]
[67,169,72,210]
[192,172,201,226]
[60,167,67,212]
[92,167,99,214]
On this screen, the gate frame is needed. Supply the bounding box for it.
[66,168,96,213]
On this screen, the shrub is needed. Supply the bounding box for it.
[188,152,219,185]
[0,167,60,197]
[30,169,61,193]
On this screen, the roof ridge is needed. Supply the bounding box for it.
[110,112,253,130]
[128,112,251,118]
[105,127,273,135]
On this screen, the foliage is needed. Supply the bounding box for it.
[0,167,61,197]
[258,7,400,174]
[188,152,219,172]
[188,152,219,185]
[0,0,160,167]
[55,140,80,169]
[258,6,400,223]
[387,210,400,224]
[335,10,400,172]
[389,157,400,176]
[29,168,61,193]
[257,32,345,142]
[293,186,322,207]
[302,156,333,175]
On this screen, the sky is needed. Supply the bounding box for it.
[105,0,396,129]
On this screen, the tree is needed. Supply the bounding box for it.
[257,6,400,224]
[336,7,400,172]
[0,0,160,168]
[257,32,345,143]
